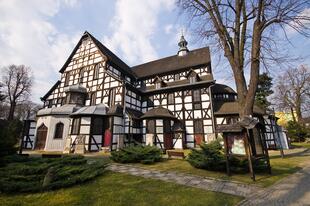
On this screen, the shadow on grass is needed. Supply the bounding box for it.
[270,149,310,159]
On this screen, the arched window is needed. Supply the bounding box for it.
[64,73,70,86]
[93,64,100,80]
[90,92,96,106]
[108,88,116,107]
[147,120,155,133]
[79,68,85,83]
[54,122,64,139]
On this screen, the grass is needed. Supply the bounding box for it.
[291,142,310,149]
[133,147,310,187]
[0,171,242,206]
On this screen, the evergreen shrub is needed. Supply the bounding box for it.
[0,155,107,193]
[286,121,309,142]
[0,119,23,157]
[187,140,226,171]
[187,140,268,173]
[111,144,162,164]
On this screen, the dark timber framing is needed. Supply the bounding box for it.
[30,30,280,155]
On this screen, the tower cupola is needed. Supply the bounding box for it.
[177,35,189,56]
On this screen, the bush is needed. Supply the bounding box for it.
[187,140,269,173]
[187,140,226,171]
[111,144,162,164]
[0,119,23,157]
[286,121,309,142]
[0,155,107,193]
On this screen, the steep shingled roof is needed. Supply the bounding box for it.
[213,101,266,115]
[132,47,211,79]
[59,31,136,78]
[141,107,177,119]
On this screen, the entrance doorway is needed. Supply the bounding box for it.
[35,124,48,150]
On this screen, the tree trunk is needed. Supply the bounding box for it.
[290,107,297,123]
[295,96,303,122]
[241,20,262,118]
[295,105,303,123]
[7,101,16,120]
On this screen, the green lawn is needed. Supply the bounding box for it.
[134,147,310,187]
[291,142,310,149]
[0,171,242,206]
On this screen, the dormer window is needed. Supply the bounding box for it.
[155,82,161,89]
[187,70,199,84]
[154,76,164,89]
[189,76,196,84]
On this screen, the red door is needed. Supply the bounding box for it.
[104,129,112,147]
[35,124,48,150]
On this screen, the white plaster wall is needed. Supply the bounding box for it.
[174,139,183,149]
[35,115,71,151]
[45,115,71,151]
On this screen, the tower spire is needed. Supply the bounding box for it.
[177,33,189,56]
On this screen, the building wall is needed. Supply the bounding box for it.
[142,87,214,148]
[35,115,70,151]
[34,35,220,152]
[141,65,211,87]
[43,37,126,109]
[69,116,91,151]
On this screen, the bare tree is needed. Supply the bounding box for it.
[0,83,6,102]
[273,65,310,122]
[2,65,33,120]
[178,0,310,117]
[15,101,41,120]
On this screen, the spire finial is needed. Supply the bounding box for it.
[177,32,189,56]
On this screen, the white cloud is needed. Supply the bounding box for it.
[0,0,80,102]
[164,24,174,34]
[103,0,175,65]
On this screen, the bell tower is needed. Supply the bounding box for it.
[177,34,189,56]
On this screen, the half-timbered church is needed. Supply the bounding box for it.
[22,31,289,153]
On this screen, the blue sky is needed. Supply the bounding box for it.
[0,0,309,103]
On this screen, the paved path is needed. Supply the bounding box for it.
[107,163,262,197]
[108,149,310,205]
[238,150,310,206]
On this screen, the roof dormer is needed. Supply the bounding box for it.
[187,69,200,83]
[153,76,166,89]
